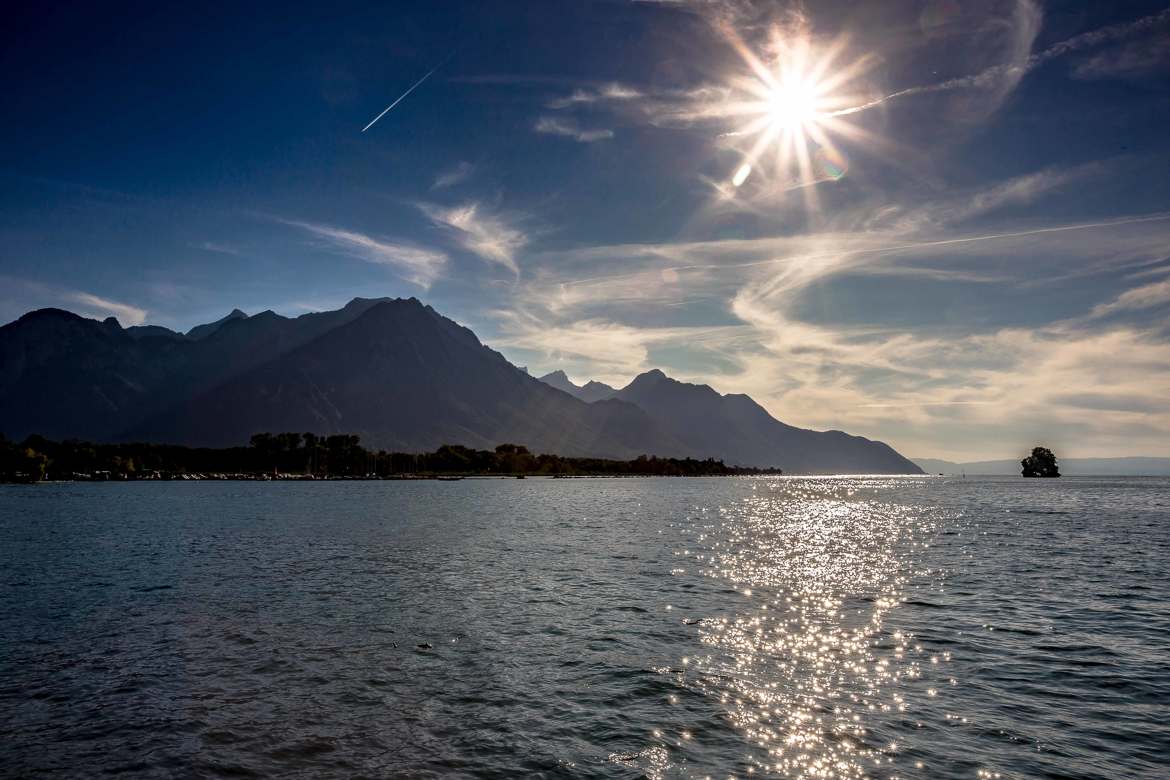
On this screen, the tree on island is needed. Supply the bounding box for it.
[1021,446,1060,478]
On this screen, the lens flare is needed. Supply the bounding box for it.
[732,163,752,187]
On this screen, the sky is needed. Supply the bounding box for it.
[2,0,1170,460]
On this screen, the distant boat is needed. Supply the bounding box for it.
[436,475,463,481]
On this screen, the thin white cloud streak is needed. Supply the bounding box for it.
[533,212,1170,301]
[65,292,148,326]
[547,83,643,109]
[871,165,1099,232]
[1074,35,1170,79]
[533,116,614,142]
[1089,279,1170,319]
[280,218,447,288]
[0,276,151,327]
[197,241,245,257]
[419,202,528,275]
[432,161,475,190]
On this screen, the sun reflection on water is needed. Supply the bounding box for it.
[671,478,944,778]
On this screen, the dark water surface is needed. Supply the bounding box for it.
[1,477,1167,778]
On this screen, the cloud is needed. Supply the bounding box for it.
[533,116,614,143]
[837,5,1170,119]
[0,275,149,327]
[1089,279,1170,319]
[432,161,475,190]
[65,292,148,326]
[870,164,1101,233]
[280,218,447,288]
[493,308,746,385]
[568,6,1167,140]
[547,82,643,109]
[419,202,528,274]
[196,241,244,257]
[1074,35,1170,79]
[489,170,1170,459]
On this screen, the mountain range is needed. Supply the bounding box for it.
[0,298,922,473]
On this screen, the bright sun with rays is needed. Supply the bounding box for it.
[717,29,877,206]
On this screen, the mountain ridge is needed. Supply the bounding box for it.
[537,370,618,403]
[1,299,921,472]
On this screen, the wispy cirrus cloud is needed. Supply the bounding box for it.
[66,292,147,326]
[419,202,528,275]
[485,153,1170,459]
[546,6,1169,143]
[0,275,148,326]
[432,161,475,190]
[1074,34,1170,80]
[867,164,1102,233]
[1089,278,1170,319]
[547,82,643,109]
[196,241,245,257]
[533,116,614,143]
[280,218,447,288]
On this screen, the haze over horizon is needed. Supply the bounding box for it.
[3,1,1169,461]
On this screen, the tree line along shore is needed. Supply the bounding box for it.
[0,432,783,482]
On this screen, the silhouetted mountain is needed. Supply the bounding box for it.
[0,309,177,440]
[186,308,247,340]
[538,370,578,395]
[538,370,618,402]
[129,300,684,456]
[579,380,618,402]
[0,298,402,441]
[611,369,922,474]
[0,298,921,471]
[126,324,186,341]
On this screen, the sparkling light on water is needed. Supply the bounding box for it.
[662,478,945,778]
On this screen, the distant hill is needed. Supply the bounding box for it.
[537,370,617,402]
[913,457,1170,476]
[538,367,921,474]
[0,298,921,471]
[186,308,247,340]
[609,370,921,474]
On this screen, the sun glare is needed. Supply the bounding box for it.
[767,78,818,129]
[712,27,878,210]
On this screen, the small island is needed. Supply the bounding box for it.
[1021,446,1061,478]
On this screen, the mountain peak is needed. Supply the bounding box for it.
[15,308,86,325]
[187,308,249,340]
[625,368,668,389]
[538,369,581,395]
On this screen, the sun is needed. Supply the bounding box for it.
[710,27,879,207]
[767,77,819,129]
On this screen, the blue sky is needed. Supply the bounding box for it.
[2,0,1169,459]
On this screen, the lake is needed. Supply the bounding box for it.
[1,477,1167,778]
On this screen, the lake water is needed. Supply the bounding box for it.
[1,477,1167,778]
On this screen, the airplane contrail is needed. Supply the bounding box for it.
[361,54,453,133]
